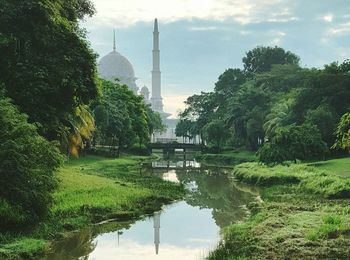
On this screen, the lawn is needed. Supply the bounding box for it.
[0,155,184,259]
[309,156,350,177]
[197,150,256,165]
[209,157,350,259]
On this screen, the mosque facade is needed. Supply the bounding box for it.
[98,19,180,142]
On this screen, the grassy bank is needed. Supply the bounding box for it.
[309,157,350,177]
[0,155,184,259]
[209,157,350,259]
[196,150,256,165]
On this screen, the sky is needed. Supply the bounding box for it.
[82,0,350,117]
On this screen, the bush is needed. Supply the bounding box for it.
[0,95,62,230]
[258,124,328,164]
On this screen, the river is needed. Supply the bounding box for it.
[44,155,258,260]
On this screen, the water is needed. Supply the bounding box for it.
[44,157,258,260]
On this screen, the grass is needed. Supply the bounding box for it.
[0,155,184,259]
[196,150,256,165]
[209,158,350,259]
[309,156,350,177]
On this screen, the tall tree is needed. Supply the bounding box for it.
[333,112,350,153]
[243,46,300,76]
[0,91,62,229]
[0,0,99,140]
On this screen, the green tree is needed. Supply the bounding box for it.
[243,46,300,76]
[257,124,328,164]
[0,0,99,140]
[145,105,166,140]
[175,119,192,143]
[305,105,336,146]
[93,80,151,154]
[203,119,229,152]
[333,112,350,152]
[0,92,62,229]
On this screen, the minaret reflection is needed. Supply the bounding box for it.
[153,211,161,254]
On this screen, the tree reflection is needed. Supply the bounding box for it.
[175,168,255,228]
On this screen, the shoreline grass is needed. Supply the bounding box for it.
[196,150,256,165]
[209,157,350,259]
[0,155,184,259]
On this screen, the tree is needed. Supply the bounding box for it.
[92,79,152,154]
[243,46,300,76]
[145,105,166,143]
[226,81,270,150]
[305,105,336,146]
[214,68,246,96]
[175,119,192,143]
[257,124,328,164]
[202,119,229,152]
[0,92,62,229]
[333,112,350,152]
[0,0,99,140]
[59,105,96,157]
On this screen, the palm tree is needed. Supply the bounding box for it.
[59,105,95,157]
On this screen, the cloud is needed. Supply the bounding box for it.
[329,21,350,36]
[162,94,190,118]
[188,26,218,31]
[84,0,300,28]
[323,14,333,22]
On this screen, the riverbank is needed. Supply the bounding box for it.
[196,150,256,165]
[0,155,184,259]
[209,157,350,259]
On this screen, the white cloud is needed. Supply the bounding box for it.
[162,94,190,118]
[329,21,350,35]
[240,30,253,35]
[188,26,218,31]
[84,0,299,28]
[323,14,333,22]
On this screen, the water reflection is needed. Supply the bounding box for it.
[154,211,160,254]
[43,158,257,260]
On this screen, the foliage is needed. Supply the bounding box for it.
[145,105,165,136]
[59,105,96,157]
[202,119,229,151]
[333,112,350,152]
[0,94,62,230]
[175,119,195,142]
[0,0,99,140]
[242,46,300,76]
[257,124,328,164]
[179,48,350,161]
[92,79,154,153]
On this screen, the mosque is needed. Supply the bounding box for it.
[98,18,179,142]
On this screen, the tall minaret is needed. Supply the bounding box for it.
[113,29,116,52]
[151,18,164,112]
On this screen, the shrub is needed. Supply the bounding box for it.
[258,124,328,164]
[0,95,62,229]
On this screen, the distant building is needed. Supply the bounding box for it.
[98,20,182,143]
[98,30,138,93]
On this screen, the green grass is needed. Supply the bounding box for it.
[196,150,256,165]
[309,156,350,177]
[233,162,350,199]
[0,238,47,259]
[209,157,350,259]
[0,155,184,259]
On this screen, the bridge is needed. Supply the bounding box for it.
[149,143,202,151]
[149,142,203,159]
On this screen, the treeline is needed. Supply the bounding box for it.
[0,0,162,229]
[177,46,350,164]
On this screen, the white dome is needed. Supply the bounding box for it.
[98,50,138,92]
